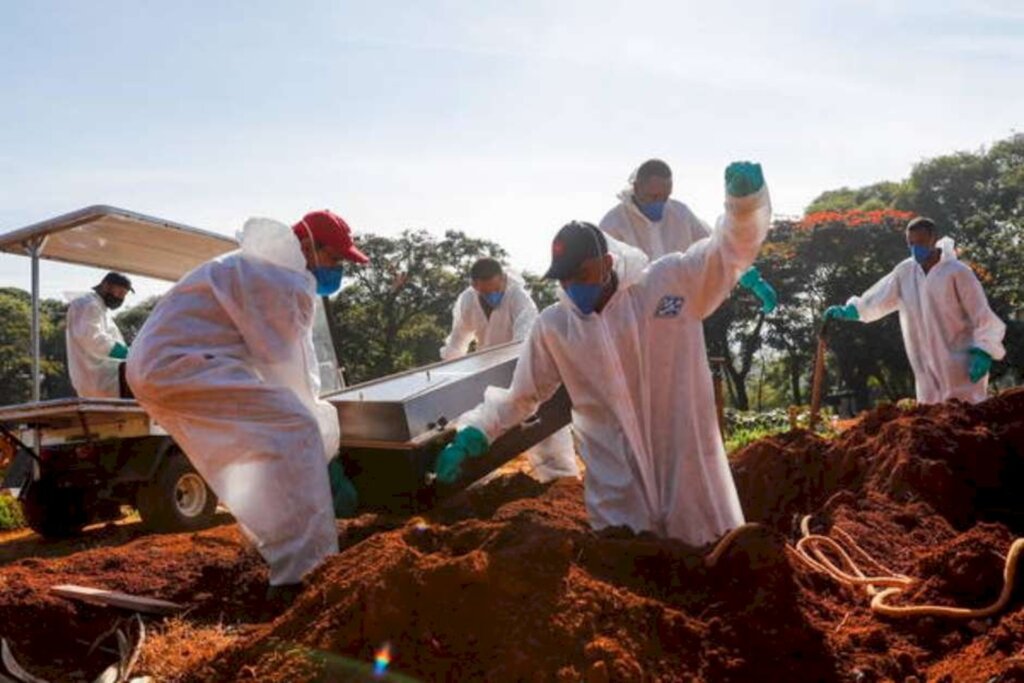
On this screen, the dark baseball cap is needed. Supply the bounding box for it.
[100,271,134,292]
[543,221,608,280]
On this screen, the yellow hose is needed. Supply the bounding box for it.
[792,514,1024,620]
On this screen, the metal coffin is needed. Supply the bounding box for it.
[328,341,525,446]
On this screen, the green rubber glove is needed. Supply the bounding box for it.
[109,342,129,359]
[433,426,490,485]
[738,266,778,314]
[823,304,859,321]
[328,458,359,518]
[968,347,992,383]
[725,161,765,198]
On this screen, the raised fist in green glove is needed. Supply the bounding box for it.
[725,161,765,198]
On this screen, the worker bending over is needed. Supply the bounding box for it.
[824,216,1005,404]
[66,271,134,399]
[600,158,777,314]
[434,162,771,546]
[128,210,367,595]
[441,257,578,482]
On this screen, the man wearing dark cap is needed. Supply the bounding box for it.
[824,216,1005,404]
[434,162,771,547]
[66,271,134,398]
[128,211,369,597]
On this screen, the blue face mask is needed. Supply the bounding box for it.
[638,200,666,222]
[482,291,504,308]
[910,244,932,264]
[313,266,344,296]
[564,282,604,315]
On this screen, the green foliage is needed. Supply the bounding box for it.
[805,181,910,214]
[723,406,837,454]
[330,230,510,384]
[115,296,160,344]
[522,272,559,311]
[0,493,25,531]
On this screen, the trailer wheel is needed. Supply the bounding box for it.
[21,478,90,539]
[137,451,218,532]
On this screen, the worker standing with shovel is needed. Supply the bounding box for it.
[823,216,1006,405]
[434,162,771,546]
[127,210,369,602]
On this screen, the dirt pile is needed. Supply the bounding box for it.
[2,389,1023,682]
[732,388,1024,534]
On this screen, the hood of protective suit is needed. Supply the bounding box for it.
[238,218,313,277]
[555,235,650,317]
[936,236,957,262]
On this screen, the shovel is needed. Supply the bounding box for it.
[808,319,831,431]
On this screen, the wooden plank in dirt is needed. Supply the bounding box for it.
[50,585,184,615]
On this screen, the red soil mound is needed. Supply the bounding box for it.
[2,389,1023,681]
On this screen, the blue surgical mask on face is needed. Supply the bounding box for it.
[482,291,504,308]
[565,282,604,315]
[638,200,666,222]
[313,266,344,296]
[910,245,932,264]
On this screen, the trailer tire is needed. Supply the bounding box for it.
[137,451,218,532]
[21,478,90,539]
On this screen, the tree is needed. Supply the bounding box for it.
[330,230,508,384]
[0,288,66,404]
[116,296,161,344]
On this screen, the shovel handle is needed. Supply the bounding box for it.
[808,320,832,431]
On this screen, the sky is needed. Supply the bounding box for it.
[1,0,1022,302]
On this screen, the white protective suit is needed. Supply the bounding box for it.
[66,291,127,398]
[440,276,579,482]
[599,190,713,260]
[461,186,771,545]
[127,218,341,585]
[848,237,1006,405]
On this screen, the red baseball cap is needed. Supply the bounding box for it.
[293,210,370,264]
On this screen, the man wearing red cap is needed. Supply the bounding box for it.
[127,210,368,600]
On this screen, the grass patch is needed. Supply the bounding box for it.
[0,492,24,531]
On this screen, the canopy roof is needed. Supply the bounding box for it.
[0,205,238,282]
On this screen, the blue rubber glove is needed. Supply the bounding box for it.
[433,426,490,485]
[738,266,778,314]
[328,458,359,518]
[725,161,765,198]
[968,347,992,383]
[823,304,859,322]
[109,342,129,359]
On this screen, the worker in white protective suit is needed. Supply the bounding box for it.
[599,158,778,313]
[66,271,134,399]
[127,210,368,596]
[440,257,579,482]
[433,162,771,546]
[824,216,1006,405]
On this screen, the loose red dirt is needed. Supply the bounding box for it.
[2,389,1023,682]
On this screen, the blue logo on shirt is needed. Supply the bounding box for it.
[655,295,685,318]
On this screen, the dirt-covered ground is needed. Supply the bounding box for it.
[1,390,1023,682]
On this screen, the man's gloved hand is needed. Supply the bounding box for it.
[725,161,764,198]
[433,426,490,485]
[109,342,129,360]
[823,304,859,321]
[739,266,778,314]
[328,458,358,518]
[968,347,993,383]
